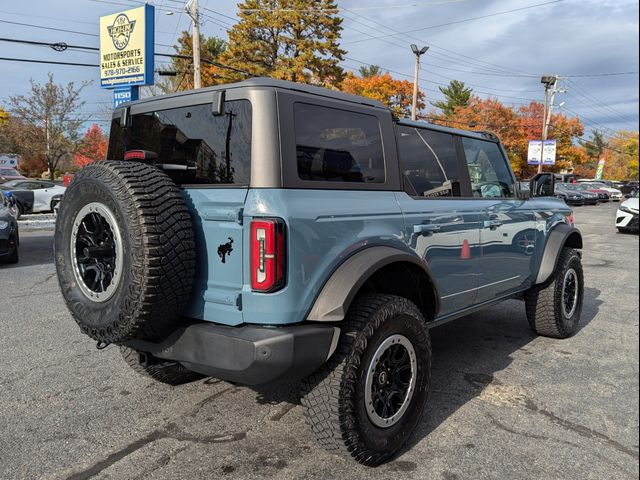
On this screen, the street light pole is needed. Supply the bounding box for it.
[410,44,429,121]
[538,75,565,173]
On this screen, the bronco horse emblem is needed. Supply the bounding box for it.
[217,237,234,264]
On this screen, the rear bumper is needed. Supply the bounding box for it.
[125,322,339,385]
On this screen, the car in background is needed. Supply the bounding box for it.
[575,182,610,202]
[0,179,66,217]
[559,183,599,205]
[554,183,586,205]
[0,191,19,263]
[620,181,638,196]
[0,167,26,183]
[616,191,639,233]
[590,181,623,201]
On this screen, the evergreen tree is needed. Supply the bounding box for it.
[432,80,472,117]
[581,129,608,159]
[159,32,227,92]
[221,0,346,87]
[358,65,382,78]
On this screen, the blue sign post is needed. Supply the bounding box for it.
[113,86,139,109]
[100,5,154,108]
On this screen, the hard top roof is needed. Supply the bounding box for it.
[116,77,385,110]
[113,77,501,142]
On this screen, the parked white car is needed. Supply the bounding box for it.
[616,192,639,233]
[0,179,66,215]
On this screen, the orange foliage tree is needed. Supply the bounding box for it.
[431,96,587,179]
[74,124,108,167]
[341,72,424,118]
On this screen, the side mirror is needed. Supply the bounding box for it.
[530,173,555,197]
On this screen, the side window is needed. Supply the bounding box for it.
[396,126,460,197]
[462,137,515,198]
[294,103,385,183]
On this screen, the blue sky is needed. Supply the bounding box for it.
[1,0,638,138]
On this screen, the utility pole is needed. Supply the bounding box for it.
[538,75,565,173]
[187,0,202,89]
[410,44,429,121]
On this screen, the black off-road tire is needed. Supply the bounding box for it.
[55,161,196,344]
[301,294,431,466]
[525,247,584,338]
[120,346,204,385]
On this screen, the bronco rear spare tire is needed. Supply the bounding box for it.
[55,161,196,344]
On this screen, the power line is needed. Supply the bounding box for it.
[0,19,98,37]
[0,57,99,67]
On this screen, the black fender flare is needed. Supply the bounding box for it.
[535,223,583,285]
[306,246,440,322]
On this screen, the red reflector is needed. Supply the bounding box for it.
[124,150,159,162]
[124,150,146,160]
[250,218,286,292]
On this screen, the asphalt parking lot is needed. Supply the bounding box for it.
[0,203,638,480]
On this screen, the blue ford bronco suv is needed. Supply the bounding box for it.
[55,78,584,466]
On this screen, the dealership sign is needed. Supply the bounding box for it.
[0,154,19,168]
[99,5,154,88]
[527,140,557,165]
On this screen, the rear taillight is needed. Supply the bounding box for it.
[565,211,575,225]
[250,218,286,292]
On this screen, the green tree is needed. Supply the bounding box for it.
[6,73,89,179]
[221,0,346,87]
[431,80,473,117]
[358,65,383,78]
[581,129,608,159]
[159,31,227,92]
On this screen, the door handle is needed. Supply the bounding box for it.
[413,224,441,235]
[484,219,503,229]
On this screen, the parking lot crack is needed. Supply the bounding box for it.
[29,272,57,291]
[524,398,639,460]
[65,430,166,480]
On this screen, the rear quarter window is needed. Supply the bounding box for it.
[294,103,385,183]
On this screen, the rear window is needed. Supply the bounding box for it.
[294,103,385,183]
[107,100,252,185]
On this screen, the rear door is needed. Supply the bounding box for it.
[108,93,254,325]
[460,137,538,302]
[395,125,481,315]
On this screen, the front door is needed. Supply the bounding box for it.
[461,137,538,303]
[395,125,481,315]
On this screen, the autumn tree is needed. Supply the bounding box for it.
[159,32,227,92]
[74,124,108,167]
[6,73,89,179]
[518,102,587,176]
[604,131,639,180]
[341,72,424,118]
[432,80,473,117]
[221,0,346,87]
[358,65,382,78]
